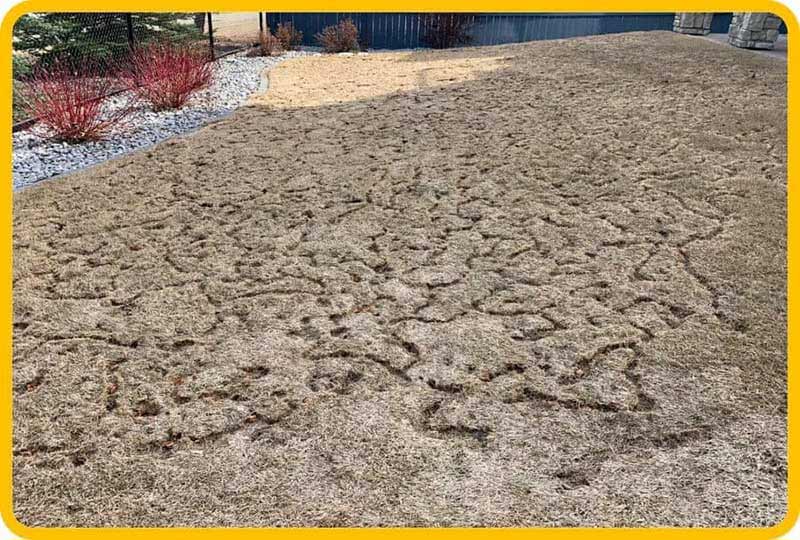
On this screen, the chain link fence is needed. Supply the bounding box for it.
[12,12,260,127]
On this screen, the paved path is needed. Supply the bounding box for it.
[702,32,787,61]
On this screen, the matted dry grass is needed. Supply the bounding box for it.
[250,51,510,108]
[12,31,787,527]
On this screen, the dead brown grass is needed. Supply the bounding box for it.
[12,32,787,527]
[251,50,509,108]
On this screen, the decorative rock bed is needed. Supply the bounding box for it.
[12,50,314,191]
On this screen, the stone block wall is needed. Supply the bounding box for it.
[673,13,713,35]
[728,12,782,49]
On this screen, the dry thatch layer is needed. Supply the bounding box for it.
[13,31,786,527]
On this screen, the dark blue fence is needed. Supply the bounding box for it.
[711,13,734,33]
[265,13,788,50]
[265,13,676,50]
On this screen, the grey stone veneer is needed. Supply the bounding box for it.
[673,13,713,35]
[728,12,782,49]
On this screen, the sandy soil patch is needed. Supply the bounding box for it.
[251,51,510,108]
[12,31,786,527]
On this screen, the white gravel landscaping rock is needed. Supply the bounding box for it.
[12,51,315,191]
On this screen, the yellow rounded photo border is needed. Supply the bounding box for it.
[1,1,797,538]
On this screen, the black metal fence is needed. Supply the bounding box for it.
[12,12,257,127]
[11,13,249,71]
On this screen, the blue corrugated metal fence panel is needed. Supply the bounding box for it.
[710,13,734,33]
[267,13,775,50]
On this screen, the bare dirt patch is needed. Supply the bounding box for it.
[12,31,786,527]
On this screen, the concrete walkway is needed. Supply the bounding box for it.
[702,32,787,61]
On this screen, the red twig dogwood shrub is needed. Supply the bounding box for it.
[21,61,135,142]
[126,42,214,111]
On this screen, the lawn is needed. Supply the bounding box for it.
[12,31,787,527]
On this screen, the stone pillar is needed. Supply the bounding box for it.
[673,13,713,35]
[728,13,782,49]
